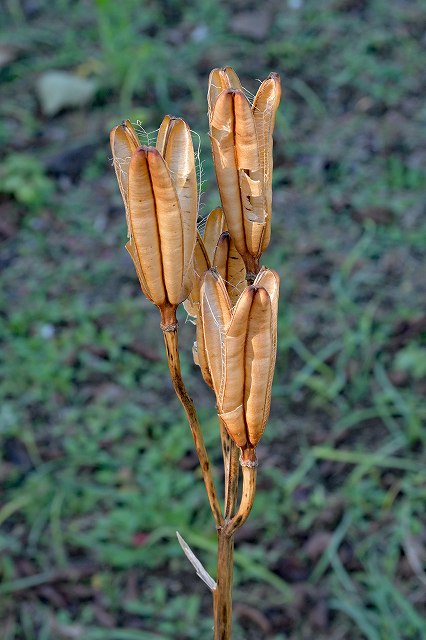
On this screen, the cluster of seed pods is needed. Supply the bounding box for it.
[110,67,281,461]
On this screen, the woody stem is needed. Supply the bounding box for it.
[219,417,239,521]
[213,528,234,640]
[212,424,239,638]
[213,451,257,639]
[163,328,223,528]
[225,458,257,537]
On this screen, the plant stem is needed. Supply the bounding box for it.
[219,418,239,521]
[163,328,223,528]
[213,528,234,640]
[213,452,257,639]
[225,461,257,537]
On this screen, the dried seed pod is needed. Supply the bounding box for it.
[209,71,281,275]
[183,233,210,319]
[183,206,225,321]
[110,115,198,328]
[207,67,243,123]
[212,232,246,307]
[200,269,232,395]
[202,207,226,262]
[210,89,265,273]
[196,305,213,389]
[251,73,281,252]
[200,269,279,452]
[253,267,280,354]
[128,147,184,310]
[158,116,198,299]
[243,286,273,446]
[110,120,139,230]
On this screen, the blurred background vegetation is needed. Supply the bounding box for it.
[1,0,425,638]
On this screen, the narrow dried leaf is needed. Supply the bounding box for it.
[176,532,217,591]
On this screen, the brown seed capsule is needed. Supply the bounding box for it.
[251,73,281,252]
[199,269,232,394]
[208,69,281,275]
[183,233,210,320]
[207,67,243,123]
[110,120,139,231]
[212,232,246,307]
[110,116,198,328]
[183,207,225,321]
[210,89,263,272]
[200,269,279,452]
[202,207,226,262]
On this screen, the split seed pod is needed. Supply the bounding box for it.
[200,268,279,457]
[184,207,245,320]
[183,207,224,320]
[251,73,281,253]
[110,119,140,230]
[110,116,198,328]
[212,232,246,306]
[199,268,232,391]
[208,68,281,274]
[207,66,242,123]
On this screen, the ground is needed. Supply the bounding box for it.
[1,0,425,638]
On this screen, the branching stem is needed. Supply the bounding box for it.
[163,328,223,528]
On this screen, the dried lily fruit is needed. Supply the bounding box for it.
[110,67,282,640]
[212,231,246,307]
[187,210,245,383]
[199,268,232,391]
[251,73,281,252]
[110,116,197,328]
[208,67,281,277]
[202,206,226,262]
[200,268,279,459]
[184,206,245,320]
[207,66,242,123]
[110,119,139,228]
[183,207,224,320]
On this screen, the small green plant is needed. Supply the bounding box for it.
[0,153,54,210]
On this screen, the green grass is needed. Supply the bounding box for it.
[1,0,425,638]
